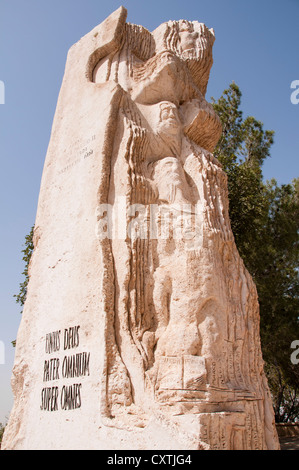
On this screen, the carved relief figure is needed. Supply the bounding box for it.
[91,8,279,449]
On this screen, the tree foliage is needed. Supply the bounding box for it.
[13,225,34,347]
[14,226,34,311]
[212,83,299,422]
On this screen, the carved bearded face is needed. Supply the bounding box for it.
[158,102,181,136]
[178,20,199,54]
[153,157,183,186]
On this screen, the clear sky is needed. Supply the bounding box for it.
[0,0,298,424]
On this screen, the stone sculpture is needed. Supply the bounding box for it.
[2,7,280,450]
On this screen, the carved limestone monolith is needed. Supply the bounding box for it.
[3,7,280,450]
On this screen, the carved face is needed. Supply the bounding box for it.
[153,157,183,185]
[158,102,181,135]
[178,21,199,54]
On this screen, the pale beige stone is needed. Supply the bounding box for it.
[3,7,280,450]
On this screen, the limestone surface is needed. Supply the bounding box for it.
[3,7,280,450]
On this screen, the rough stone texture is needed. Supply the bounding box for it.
[3,7,280,450]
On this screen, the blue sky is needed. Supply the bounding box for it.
[0,0,298,424]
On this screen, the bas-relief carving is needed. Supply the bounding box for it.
[90,8,279,449]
